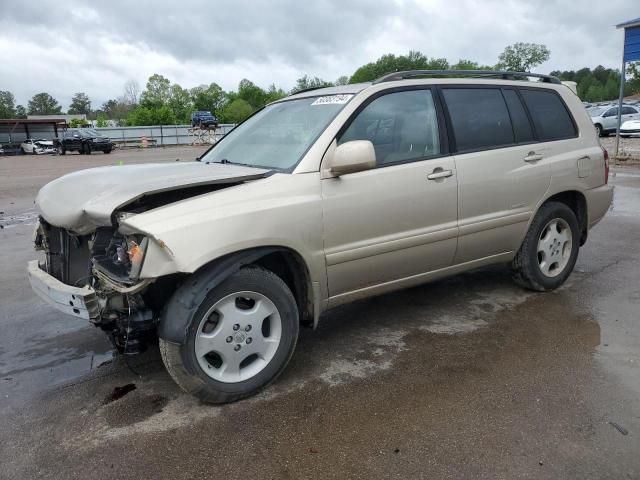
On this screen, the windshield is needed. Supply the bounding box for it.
[589,107,607,117]
[200,94,353,170]
[80,129,99,137]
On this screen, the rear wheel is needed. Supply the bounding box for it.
[159,266,299,404]
[512,201,580,291]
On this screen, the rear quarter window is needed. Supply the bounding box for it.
[520,89,577,141]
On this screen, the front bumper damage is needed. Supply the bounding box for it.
[28,260,100,320]
[29,218,158,354]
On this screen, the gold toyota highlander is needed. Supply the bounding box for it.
[28,70,613,403]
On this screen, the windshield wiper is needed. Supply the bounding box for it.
[212,158,256,168]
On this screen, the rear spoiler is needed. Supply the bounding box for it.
[562,81,578,95]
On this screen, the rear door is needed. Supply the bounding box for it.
[321,88,458,301]
[442,86,552,263]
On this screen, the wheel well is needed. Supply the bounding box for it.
[544,191,588,245]
[251,249,314,328]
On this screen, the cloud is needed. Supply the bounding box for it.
[0,0,632,109]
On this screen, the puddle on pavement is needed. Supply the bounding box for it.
[104,383,137,404]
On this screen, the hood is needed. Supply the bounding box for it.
[36,161,270,234]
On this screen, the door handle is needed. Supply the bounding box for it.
[427,169,453,180]
[524,152,544,163]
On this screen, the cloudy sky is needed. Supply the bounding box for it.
[0,0,633,110]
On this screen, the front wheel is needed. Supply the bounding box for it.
[512,201,580,291]
[159,266,299,404]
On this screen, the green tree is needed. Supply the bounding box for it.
[335,75,350,86]
[95,113,108,127]
[265,84,287,103]
[15,104,26,118]
[628,62,640,95]
[168,84,193,123]
[127,105,176,126]
[67,92,92,114]
[292,75,333,93]
[496,42,550,72]
[237,79,268,110]
[219,98,254,123]
[28,92,63,115]
[349,51,449,83]
[190,83,227,113]
[68,118,89,128]
[101,98,133,121]
[0,91,16,118]
[140,74,171,108]
[126,106,154,126]
[451,59,492,70]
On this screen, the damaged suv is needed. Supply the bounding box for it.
[29,71,613,403]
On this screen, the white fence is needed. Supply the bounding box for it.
[94,124,236,147]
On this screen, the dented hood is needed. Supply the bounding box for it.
[36,161,269,233]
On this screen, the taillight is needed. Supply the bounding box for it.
[601,146,609,184]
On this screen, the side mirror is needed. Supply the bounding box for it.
[326,140,376,177]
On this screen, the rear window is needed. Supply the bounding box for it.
[520,89,577,141]
[443,88,514,151]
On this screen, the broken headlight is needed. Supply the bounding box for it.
[95,231,149,281]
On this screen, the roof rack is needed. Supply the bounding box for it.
[373,70,561,85]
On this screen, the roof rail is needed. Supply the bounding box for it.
[373,70,562,85]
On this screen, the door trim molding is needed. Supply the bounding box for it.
[325,224,458,266]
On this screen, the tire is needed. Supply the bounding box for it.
[512,201,580,291]
[104,147,112,154]
[84,143,92,155]
[595,124,603,137]
[57,144,66,156]
[159,266,299,404]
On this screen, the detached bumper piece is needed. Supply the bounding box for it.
[27,260,100,320]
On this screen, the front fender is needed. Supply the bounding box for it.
[158,248,279,344]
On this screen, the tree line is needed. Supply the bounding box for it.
[1,43,639,126]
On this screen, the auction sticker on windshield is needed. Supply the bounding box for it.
[311,94,353,105]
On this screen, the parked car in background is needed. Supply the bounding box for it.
[20,138,56,155]
[621,119,640,137]
[589,105,640,136]
[29,71,613,404]
[56,129,113,155]
[191,111,219,128]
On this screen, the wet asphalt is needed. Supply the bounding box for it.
[0,149,639,479]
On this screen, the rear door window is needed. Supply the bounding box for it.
[520,89,577,141]
[621,106,638,115]
[442,88,514,151]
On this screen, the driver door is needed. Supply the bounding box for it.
[321,88,458,304]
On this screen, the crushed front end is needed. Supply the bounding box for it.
[31,218,158,354]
